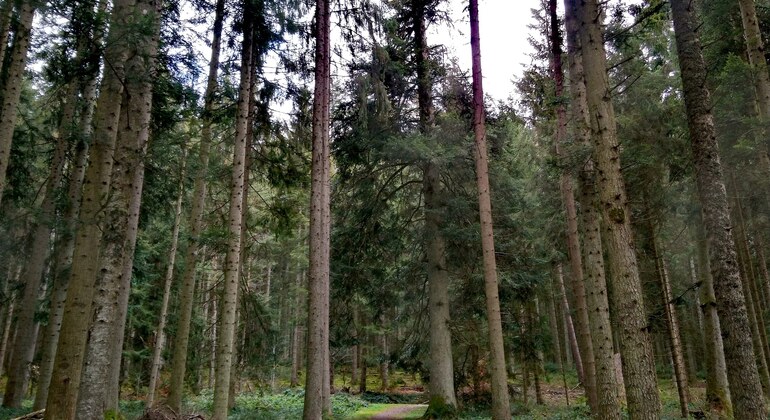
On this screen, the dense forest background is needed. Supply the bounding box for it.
[1,0,770,418]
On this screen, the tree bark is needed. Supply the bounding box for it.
[548,0,600,412]
[167,0,224,409]
[303,0,332,416]
[670,0,766,417]
[561,2,620,416]
[695,226,733,417]
[468,2,510,418]
[554,263,583,382]
[412,0,457,412]
[2,73,73,407]
[147,148,186,406]
[75,0,160,412]
[211,7,253,418]
[651,232,690,418]
[0,0,35,204]
[43,0,135,415]
[573,1,661,417]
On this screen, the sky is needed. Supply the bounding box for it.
[432,0,542,102]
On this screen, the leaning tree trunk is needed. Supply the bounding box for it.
[695,224,732,417]
[303,0,332,417]
[76,1,160,412]
[167,0,224,410]
[547,0,599,411]
[0,0,35,204]
[650,230,689,418]
[469,2,510,418]
[573,0,661,417]
[43,0,134,415]
[670,0,766,417]
[147,149,186,407]
[212,8,253,419]
[413,0,457,413]
[554,263,583,381]
[736,0,770,187]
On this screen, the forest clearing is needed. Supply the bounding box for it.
[2,0,770,418]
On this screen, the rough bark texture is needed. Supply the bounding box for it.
[670,0,766,417]
[561,2,620,416]
[574,0,660,417]
[43,0,134,415]
[212,10,253,419]
[167,0,224,409]
[469,2,510,418]
[303,0,331,416]
[547,0,598,412]
[76,1,159,412]
[0,0,35,204]
[414,0,457,412]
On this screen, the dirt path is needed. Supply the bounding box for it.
[369,404,427,419]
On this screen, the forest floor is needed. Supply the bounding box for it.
[0,370,709,419]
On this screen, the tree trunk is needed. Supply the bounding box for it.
[695,226,733,417]
[554,263,583,381]
[0,0,35,204]
[0,0,15,78]
[548,0,600,412]
[562,2,620,416]
[468,2,510,418]
[670,0,766,417]
[167,0,224,409]
[303,0,332,417]
[413,0,457,412]
[43,0,135,414]
[548,282,569,405]
[211,8,253,418]
[76,1,160,411]
[147,149,186,406]
[651,232,690,418]
[3,77,72,407]
[573,1,661,417]
[34,18,102,405]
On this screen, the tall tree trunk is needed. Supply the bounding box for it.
[561,2,620,416]
[695,226,733,417]
[303,0,332,416]
[212,8,253,419]
[76,1,160,412]
[34,14,103,404]
[574,1,661,417]
[413,0,457,413]
[468,2,510,418]
[670,0,766,417]
[147,149,186,407]
[548,281,570,405]
[554,263,583,381]
[2,76,73,407]
[736,0,770,183]
[167,0,224,409]
[547,0,599,412]
[650,231,690,418]
[0,0,35,204]
[43,0,135,415]
[0,0,15,78]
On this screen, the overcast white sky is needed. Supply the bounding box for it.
[432,0,542,101]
